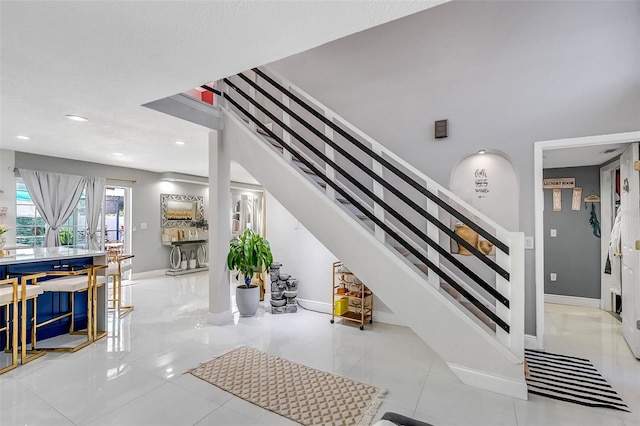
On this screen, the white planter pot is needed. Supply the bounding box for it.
[236,284,260,317]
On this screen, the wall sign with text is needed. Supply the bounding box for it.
[543,177,575,189]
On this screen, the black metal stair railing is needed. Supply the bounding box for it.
[200,72,514,334]
[251,68,509,257]
[223,76,509,310]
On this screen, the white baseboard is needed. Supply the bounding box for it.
[448,363,528,400]
[296,298,406,326]
[524,334,540,350]
[296,299,331,314]
[207,310,233,325]
[372,310,405,327]
[131,269,167,280]
[544,293,600,308]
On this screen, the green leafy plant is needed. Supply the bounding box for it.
[0,224,10,236]
[58,227,74,245]
[226,229,273,287]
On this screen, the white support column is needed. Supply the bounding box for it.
[426,181,440,288]
[496,231,525,360]
[372,147,385,243]
[208,129,233,325]
[324,111,335,201]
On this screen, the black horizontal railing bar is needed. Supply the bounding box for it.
[225,76,507,303]
[224,78,510,309]
[200,85,222,97]
[234,72,510,282]
[252,67,509,256]
[223,91,510,333]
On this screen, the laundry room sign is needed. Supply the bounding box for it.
[543,177,575,189]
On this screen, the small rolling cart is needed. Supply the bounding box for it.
[330,261,373,330]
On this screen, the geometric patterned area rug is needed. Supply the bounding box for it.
[189,346,384,425]
[524,349,630,412]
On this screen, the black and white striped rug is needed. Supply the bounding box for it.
[525,349,629,412]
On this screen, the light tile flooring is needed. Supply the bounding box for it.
[1,272,639,425]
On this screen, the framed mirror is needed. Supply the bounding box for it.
[161,194,204,228]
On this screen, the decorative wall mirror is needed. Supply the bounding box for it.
[161,194,204,228]
[230,183,265,239]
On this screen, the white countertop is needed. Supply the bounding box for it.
[0,247,107,265]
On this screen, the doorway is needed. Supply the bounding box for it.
[534,131,640,352]
[104,186,132,255]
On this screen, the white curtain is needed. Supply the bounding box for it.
[85,177,106,250]
[20,169,87,247]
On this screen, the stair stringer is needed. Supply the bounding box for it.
[223,109,527,400]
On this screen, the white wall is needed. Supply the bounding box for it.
[266,191,336,304]
[269,0,640,334]
[0,150,17,246]
[12,151,208,272]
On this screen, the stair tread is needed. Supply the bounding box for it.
[414,263,429,275]
[395,245,411,257]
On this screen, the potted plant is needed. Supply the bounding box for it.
[0,224,9,251]
[227,229,273,317]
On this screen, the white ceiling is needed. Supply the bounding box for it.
[543,143,628,169]
[2,0,618,181]
[0,0,446,179]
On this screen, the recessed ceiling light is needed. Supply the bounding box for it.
[16,135,31,140]
[478,150,486,155]
[66,114,89,122]
[112,152,124,157]
[175,141,186,145]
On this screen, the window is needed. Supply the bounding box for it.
[16,178,89,248]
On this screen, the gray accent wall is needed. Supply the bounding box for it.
[15,152,208,273]
[543,167,601,299]
[269,1,640,334]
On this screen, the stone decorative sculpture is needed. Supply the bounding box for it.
[269,262,298,314]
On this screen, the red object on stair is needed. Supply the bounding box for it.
[201,90,214,105]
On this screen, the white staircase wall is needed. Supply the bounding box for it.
[224,109,527,399]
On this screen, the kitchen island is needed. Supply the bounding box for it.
[0,247,108,347]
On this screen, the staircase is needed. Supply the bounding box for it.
[206,67,526,399]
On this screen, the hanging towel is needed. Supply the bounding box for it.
[589,203,601,238]
[609,205,623,293]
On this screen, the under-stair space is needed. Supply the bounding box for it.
[201,67,526,399]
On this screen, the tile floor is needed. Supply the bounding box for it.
[1,272,639,425]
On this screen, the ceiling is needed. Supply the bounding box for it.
[0,0,446,180]
[2,0,623,182]
[543,143,628,169]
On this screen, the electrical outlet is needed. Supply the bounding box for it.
[550,229,557,237]
[550,273,557,282]
[140,223,147,230]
